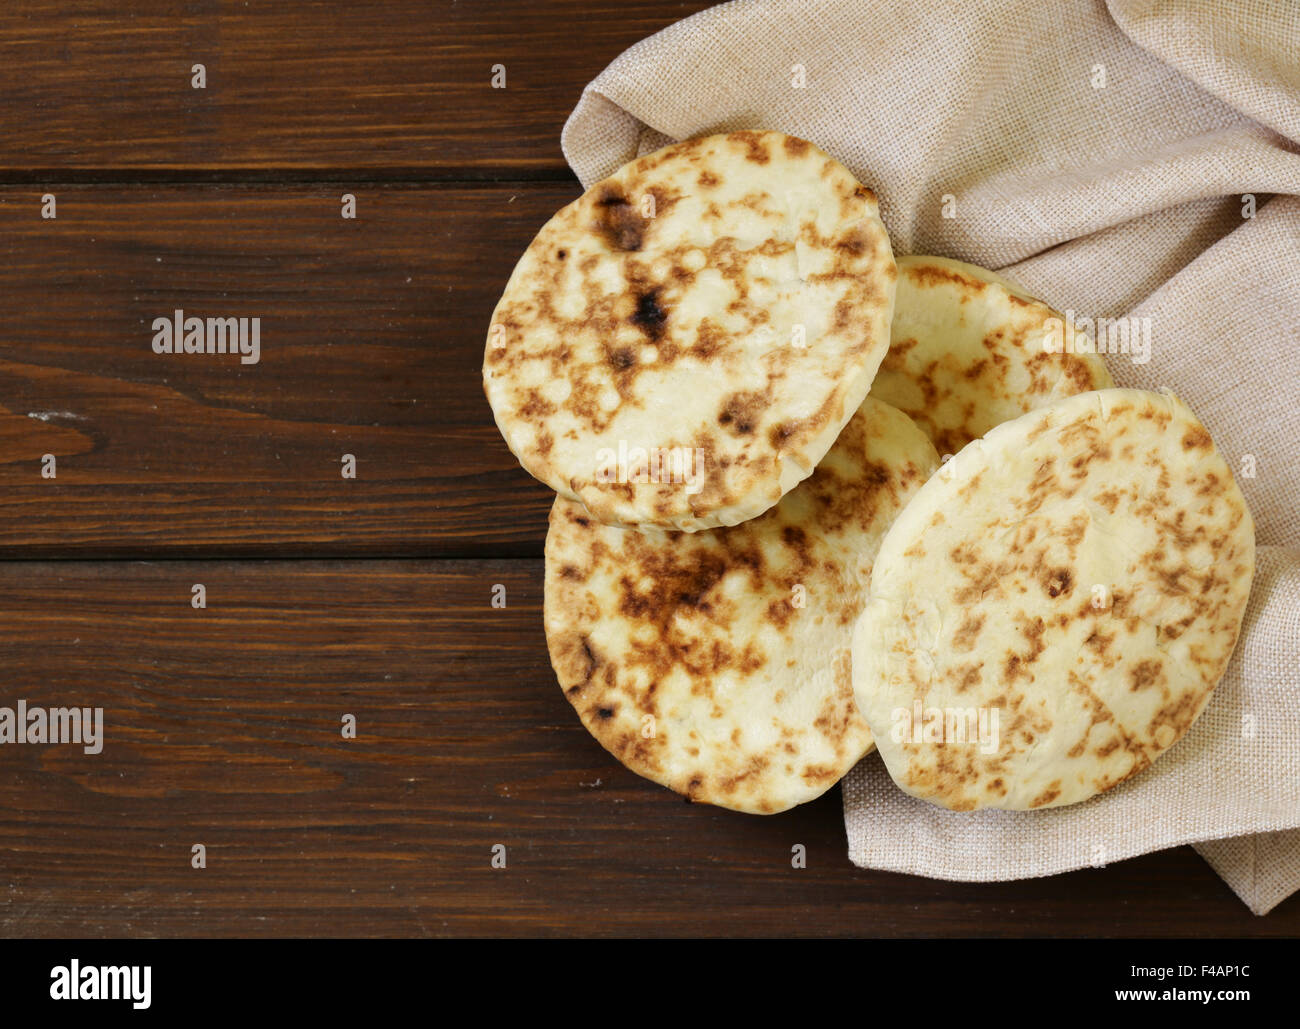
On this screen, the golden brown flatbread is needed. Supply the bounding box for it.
[853,388,1255,810]
[546,397,938,812]
[870,255,1113,455]
[486,131,896,531]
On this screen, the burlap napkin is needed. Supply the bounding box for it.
[560,0,1300,915]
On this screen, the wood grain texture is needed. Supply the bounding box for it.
[0,183,564,557]
[0,0,713,177]
[0,560,1294,938]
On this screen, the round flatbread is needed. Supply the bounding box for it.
[869,255,1114,456]
[485,130,897,532]
[545,397,938,813]
[852,388,1255,811]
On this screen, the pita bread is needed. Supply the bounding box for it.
[852,388,1255,811]
[870,255,1114,456]
[485,130,896,531]
[545,397,938,813]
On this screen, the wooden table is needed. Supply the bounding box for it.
[0,1,1293,938]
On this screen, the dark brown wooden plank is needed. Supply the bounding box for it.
[0,559,1293,938]
[0,182,566,557]
[0,1,713,177]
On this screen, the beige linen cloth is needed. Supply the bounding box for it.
[560,0,1300,914]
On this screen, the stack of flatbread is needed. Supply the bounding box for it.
[484,131,1255,816]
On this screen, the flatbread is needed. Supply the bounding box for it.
[852,388,1255,811]
[545,397,938,813]
[870,255,1114,456]
[485,130,897,531]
